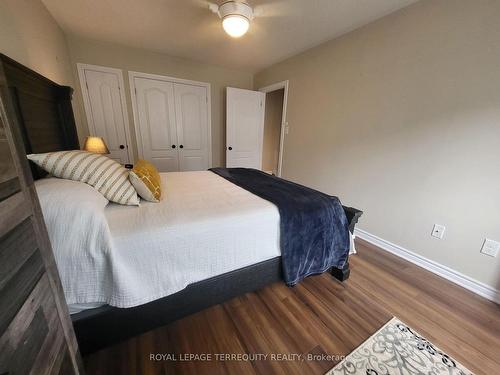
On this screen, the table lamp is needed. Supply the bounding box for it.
[83,136,110,154]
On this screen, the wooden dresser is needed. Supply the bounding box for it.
[0,56,84,374]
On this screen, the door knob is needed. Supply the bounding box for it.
[179,145,184,149]
[228,146,232,150]
[172,145,176,149]
[119,145,125,149]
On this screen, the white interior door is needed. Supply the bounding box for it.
[133,77,179,172]
[174,83,209,171]
[78,64,132,163]
[226,87,266,169]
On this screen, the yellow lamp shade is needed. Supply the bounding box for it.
[83,136,110,154]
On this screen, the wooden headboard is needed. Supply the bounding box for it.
[0,53,79,180]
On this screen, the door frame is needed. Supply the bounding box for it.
[128,71,212,168]
[258,80,289,177]
[77,63,134,163]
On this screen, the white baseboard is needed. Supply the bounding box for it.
[354,228,500,304]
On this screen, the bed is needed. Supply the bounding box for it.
[0,53,363,355]
[36,171,283,310]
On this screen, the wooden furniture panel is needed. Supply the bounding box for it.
[0,54,79,181]
[0,274,70,375]
[0,53,83,374]
[0,219,43,336]
[3,57,79,156]
[0,127,21,201]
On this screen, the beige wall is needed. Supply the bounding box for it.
[0,0,73,86]
[262,89,284,174]
[66,35,254,167]
[255,0,500,289]
[0,0,83,135]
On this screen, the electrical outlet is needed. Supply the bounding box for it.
[431,224,446,239]
[481,239,500,257]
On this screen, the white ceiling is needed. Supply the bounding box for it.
[42,0,418,72]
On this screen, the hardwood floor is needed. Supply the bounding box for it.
[84,240,500,374]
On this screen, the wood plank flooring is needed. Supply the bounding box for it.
[84,240,500,374]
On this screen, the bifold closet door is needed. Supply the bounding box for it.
[134,78,179,172]
[173,83,209,171]
[133,76,210,172]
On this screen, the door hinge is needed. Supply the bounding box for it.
[85,81,89,90]
[260,101,263,107]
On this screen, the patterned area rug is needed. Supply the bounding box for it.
[327,317,474,375]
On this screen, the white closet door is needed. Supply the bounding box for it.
[174,83,209,171]
[226,87,266,169]
[79,65,132,163]
[134,78,179,172]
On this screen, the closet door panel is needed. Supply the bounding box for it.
[134,78,178,172]
[81,68,131,164]
[174,83,209,171]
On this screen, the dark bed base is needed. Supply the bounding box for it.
[74,257,282,355]
[73,206,362,355]
[73,258,350,355]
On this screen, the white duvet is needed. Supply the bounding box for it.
[36,171,281,309]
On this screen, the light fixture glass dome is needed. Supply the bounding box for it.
[222,15,250,38]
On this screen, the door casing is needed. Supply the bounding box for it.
[258,80,289,177]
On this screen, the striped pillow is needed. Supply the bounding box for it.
[27,151,139,205]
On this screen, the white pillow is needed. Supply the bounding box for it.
[27,150,139,205]
[35,177,109,212]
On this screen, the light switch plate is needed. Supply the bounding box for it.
[481,239,500,257]
[431,224,446,239]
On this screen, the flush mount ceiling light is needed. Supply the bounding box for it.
[212,1,254,38]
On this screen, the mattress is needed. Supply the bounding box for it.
[101,171,282,307]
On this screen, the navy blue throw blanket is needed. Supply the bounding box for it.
[209,168,350,286]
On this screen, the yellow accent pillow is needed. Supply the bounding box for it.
[129,160,162,202]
